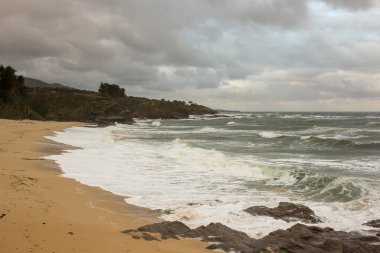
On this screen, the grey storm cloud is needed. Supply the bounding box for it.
[0,0,379,111]
[320,0,375,11]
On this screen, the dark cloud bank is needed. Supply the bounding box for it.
[0,0,379,111]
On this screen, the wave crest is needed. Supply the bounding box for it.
[268,170,366,203]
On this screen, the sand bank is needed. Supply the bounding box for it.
[0,119,208,253]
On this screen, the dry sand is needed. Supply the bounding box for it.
[0,119,209,253]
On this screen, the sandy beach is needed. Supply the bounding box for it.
[0,119,209,253]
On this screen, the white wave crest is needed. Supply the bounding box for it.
[258,131,283,139]
[152,120,161,127]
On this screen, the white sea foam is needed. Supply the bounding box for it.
[196,127,219,133]
[46,123,380,239]
[258,131,284,139]
[47,127,289,237]
[152,120,161,127]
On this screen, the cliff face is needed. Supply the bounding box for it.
[25,89,133,124]
[19,87,216,125]
[122,96,216,119]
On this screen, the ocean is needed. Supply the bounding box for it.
[47,112,380,238]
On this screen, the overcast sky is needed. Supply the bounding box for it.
[1,0,380,111]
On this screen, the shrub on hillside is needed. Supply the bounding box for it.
[98,82,126,98]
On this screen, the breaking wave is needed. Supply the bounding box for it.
[281,170,365,202]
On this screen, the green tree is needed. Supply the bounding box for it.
[98,82,126,98]
[0,65,26,102]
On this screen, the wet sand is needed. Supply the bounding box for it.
[0,119,209,253]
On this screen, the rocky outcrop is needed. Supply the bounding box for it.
[185,222,256,252]
[244,202,322,223]
[364,220,380,238]
[124,206,380,253]
[251,223,380,253]
[94,115,134,127]
[123,221,380,253]
[364,220,380,229]
[123,221,257,252]
[136,221,191,240]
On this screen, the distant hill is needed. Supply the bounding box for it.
[24,77,73,89]
[1,65,216,125]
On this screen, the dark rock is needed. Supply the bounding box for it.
[137,221,190,240]
[160,234,177,240]
[0,214,6,219]
[121,229,136,234]
[131,235,140,240]
[125,221,256,252]
[250,223,380,253]
[245,202,322,223]
[162,209,174,215]
[184,222,257,253]
[205,244,219,250]
[95,115,134,127]
[141,233,160,241]
[123,221,380,253]
[364,220,380,229]
[187,202,202,206]
[377,232,380,237]
[154,209,175,215]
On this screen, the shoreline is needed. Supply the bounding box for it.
[0,119,209,253]
[42,136,162,223]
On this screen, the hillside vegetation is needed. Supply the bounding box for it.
[0,65,216,125]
